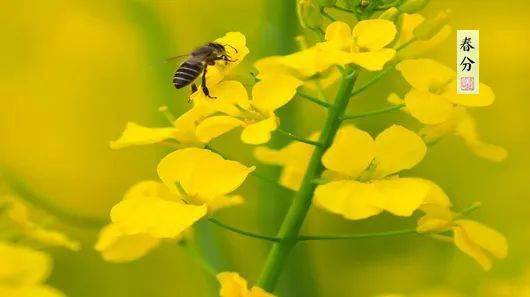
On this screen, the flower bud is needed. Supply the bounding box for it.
[398,0,430,13]
[378,7,400,21]
[315,0,337,7]
[413,10,450,40]
[297,0,323,29]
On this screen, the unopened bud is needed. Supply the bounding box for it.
[359,0,370,9]
[297,0,323,29]
[413,10,450,40]
[378,7,400,21]
[315,0,337,7]
[398,0,430,13]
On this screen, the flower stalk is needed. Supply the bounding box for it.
[257,67,358,292]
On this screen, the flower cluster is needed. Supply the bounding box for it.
[101,0,509,295]
[0,192,80,296]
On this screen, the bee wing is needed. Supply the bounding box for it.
[165,54,190,63]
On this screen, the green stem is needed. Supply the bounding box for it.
[256,68,358,292]
[275,128,323,147]
[341,104,405,121]
[208,217,281,242]
[179,240,218,278]
[297,92,331,108]
[299,228,417,241]
[350,62,398,97]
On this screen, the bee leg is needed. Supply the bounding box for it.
[201,67,216,99]
[188,83,198,103]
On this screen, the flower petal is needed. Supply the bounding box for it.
[441,81,495,107]
[325,21,352,45]
[404,89,455,125]
[372,178,430,216]
[252,74,302,114]
[217,272,249,297]
[158,148,254,200]
[110,196,207,238]
[0,285,66,297]
[347,49,396,71]
[455,113,507,162]
[240,117,278,145]
[322,125,374,178]
[0,242,51,286]
[249,287,276,297]
[110,122,176,149]
[396,59,454,92]
[314,181,383,220]
[352,19,397,51]
[453,225,493,271]
[195,116,245,143]
[455,220,508,259]
[420,179,452,208]
[206,32,250,86]
[123,180,178,201]
[207,195,245,213]
[374,125,427,178]
[94,223,160,263]
[191,80,249,116]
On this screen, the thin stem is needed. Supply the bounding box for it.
[341,104,405,121]
[299,228,417,241]
[350,62,398,97]
[320,8,336,22]
[179,240,218,278]
[396,37,417,51]
[331,5,355,14]
[275,128,323,147]
[297,92,331,108]
[208,217,280,242]
[257,68,358,292]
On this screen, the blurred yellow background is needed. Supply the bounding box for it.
[0,0,528,296]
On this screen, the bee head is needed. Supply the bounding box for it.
[208,42,238,56]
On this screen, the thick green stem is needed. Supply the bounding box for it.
[256,69,358,292]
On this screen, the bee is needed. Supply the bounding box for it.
[168,42,237,98]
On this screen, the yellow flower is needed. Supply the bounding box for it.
[96,148,252,262]
[319,20,397,71]
[396,59,495,125]
[254,19,397,81]
[217,272,275,297]
[417,206,508,271]
[1,196,80,251]
[0,241,65,297]
[314,125,432,220]
[389,91,507,162]
[110,31,249,150]
[254,132,319,191]
[394,13,452,58]
[419,106,508,162]
[192,74,302,145]
[204,32,250,87]
[110,105,213,149]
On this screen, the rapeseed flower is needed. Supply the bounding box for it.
[417,204,508,271]
[191,73,302,145]
[314,125,431,220]
[96,148,252,262]
[0,241,65,297]
[110,31,249,149]
[0,195,80,251]
[396,59,495,125]
[217,272,275,297]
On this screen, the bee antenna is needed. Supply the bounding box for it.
[223,44,238,53]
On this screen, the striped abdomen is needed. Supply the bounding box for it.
[173,60,203,89]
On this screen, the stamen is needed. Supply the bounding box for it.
[158,106,176,124]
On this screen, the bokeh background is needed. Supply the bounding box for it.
[1,0,528,296]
